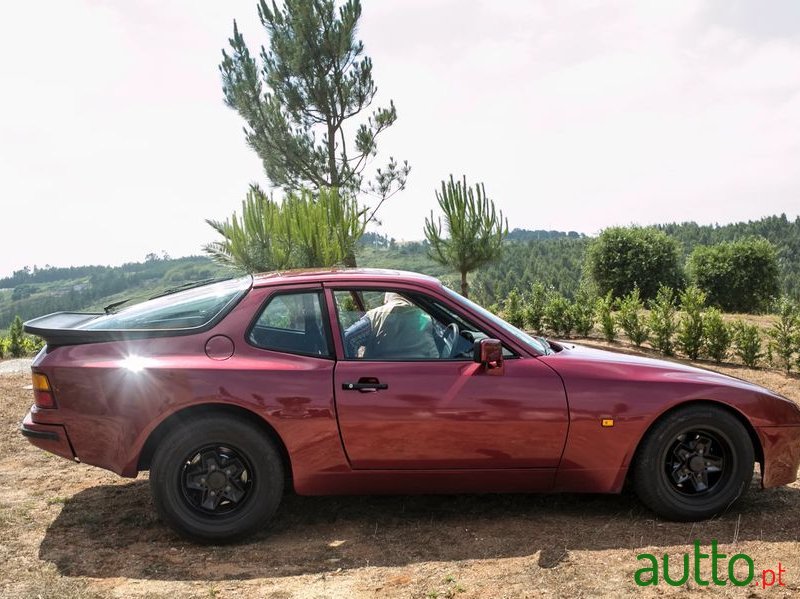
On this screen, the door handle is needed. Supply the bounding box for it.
[342,380,388,392]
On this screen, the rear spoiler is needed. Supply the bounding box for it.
[23,312,103,345]
[23,308,242,347]
[23,312,178,346]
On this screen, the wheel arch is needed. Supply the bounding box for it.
[627,399,764,481]
[136,403,294,489]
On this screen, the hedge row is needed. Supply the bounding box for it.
[500,284,800,372]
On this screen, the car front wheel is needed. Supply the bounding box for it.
[149,414,284,543]
[632,405,754,521]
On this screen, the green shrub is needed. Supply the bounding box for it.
[617,287,649,346]
[0,337,5,359]
[544,292,574,338]
[767,298,799,374]
[648,285,678,355]
[503,289,525,329]
[732,320,764,368]
[677,286,706,360]
[570,285,596,337]
[23,335,44,356]
[595,292,617,342]
[687,236,779,313]
[8,316,25,358]
[523,282,548,334]
[704,308,732,363]
[586,226,683,301]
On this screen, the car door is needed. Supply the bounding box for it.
[327,285,568,471]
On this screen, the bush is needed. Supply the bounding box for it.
[544,291,574,338]
[571,285,596,337]
[586,226,683,301]
[595,292,617,342]
[767,298,799,374]
[503,289,525,328]
[8,316,25,358]
[677,286,706,360]
[732,320,764,368]
[23,335,44,355]
[617,288,649,346]
[648,285,678,355]
[687,237,779,313]
[704,308,732,363]
[523,282,548,334]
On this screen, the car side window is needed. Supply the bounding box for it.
[332,289,490,361]
[248,291,332,358]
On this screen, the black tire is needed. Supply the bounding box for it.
[632,405,754,521]
[149,414,284,543]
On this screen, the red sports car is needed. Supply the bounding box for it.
[21,269,800,542]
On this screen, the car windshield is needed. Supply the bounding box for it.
[444,287,551,355]
[82,276,251,330]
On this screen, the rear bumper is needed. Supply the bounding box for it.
[757,425,800,488]
[20,411,76,462]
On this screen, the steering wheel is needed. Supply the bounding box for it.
[441,323,460,358]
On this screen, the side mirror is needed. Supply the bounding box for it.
[473,338,504,374]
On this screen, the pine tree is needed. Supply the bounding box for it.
[768,298,799,374]
[8,316,25,358]
[220,0,409,250]
[424,175,508,297]
[649,285,678,355]
[617,287,649,347]
[704,308,732,363]
[595,292,617,342]
[205,186,365,272]
[523,282,548,334]
[677,286,706,360]
[502,289,525,328]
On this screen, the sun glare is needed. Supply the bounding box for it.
[120,355,150,373]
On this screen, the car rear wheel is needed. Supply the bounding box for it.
[632,405,754,521]
[149,414,284,543]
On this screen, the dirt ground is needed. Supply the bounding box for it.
[2,344,799,599]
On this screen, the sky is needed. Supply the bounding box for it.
[1,0,799,277]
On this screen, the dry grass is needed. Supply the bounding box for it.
[1,350,799,598]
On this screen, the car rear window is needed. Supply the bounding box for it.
[82,276,251,331]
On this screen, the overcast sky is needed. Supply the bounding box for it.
[1,0,799,277]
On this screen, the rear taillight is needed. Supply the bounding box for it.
[32,372,56,409]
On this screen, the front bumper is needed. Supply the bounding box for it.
[20,410,76,462]
[757,425,800,488]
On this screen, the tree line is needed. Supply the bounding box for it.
[0,257,225,329]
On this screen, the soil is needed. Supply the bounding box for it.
[1,342,799,598]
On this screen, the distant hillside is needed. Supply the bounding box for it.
[1,214,798,328]
[506,229,586,241]
[0,257,232,329]
[360,214,800,305]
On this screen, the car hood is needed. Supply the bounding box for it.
[550,341,779,397]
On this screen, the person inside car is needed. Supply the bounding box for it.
[343,292,440,359]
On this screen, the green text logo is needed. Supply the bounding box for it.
[635,540,786,588]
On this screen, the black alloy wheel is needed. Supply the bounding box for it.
[180,444,254,516]
[632,405,754,521]
[149,414,284,543]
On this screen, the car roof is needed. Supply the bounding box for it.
[251,267,444,291]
